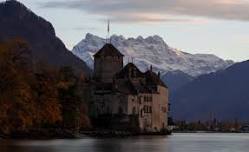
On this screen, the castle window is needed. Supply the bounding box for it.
[138,96,142,104]
[162,107,167,113]
[140,109,143,117]
[144,106,152,113]
[132,107,136,115]
[144,96,152,102]
[144,106,147,113]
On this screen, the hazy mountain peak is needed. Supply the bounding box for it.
[136,36,144,40]
[145,35,165,44]
[72,33,233,77]
[85,33,99,39]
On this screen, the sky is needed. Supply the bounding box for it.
[2,0,249,61]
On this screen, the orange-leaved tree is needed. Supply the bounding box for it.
[0,38,35,134]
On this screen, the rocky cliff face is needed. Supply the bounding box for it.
[72,33,233,77]
[0,0,90,74]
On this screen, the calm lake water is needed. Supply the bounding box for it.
[1,133,249,152]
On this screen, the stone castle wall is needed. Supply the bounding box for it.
[94,56,123,83]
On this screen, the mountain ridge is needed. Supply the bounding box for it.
[0,0,90,74]
[162,70,194,92]
[72,33,233,77]
[171,60,249,121]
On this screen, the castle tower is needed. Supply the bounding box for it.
[93,43,124,83]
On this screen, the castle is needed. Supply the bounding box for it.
[89,43,169,133]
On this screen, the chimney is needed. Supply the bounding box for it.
[150,65,153,72]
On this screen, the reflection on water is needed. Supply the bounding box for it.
[1,133,249,152]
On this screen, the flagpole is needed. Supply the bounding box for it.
[107,19,110,43]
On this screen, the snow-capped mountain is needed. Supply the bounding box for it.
[72,33,233,77]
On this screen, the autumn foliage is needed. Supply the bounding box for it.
[0,39,90,135]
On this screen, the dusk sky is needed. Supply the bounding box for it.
[2,0,249,61]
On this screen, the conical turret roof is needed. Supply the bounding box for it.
[94,43,124,58]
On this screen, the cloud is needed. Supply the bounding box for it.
[40,0,249,23]
[98,13,199,23]
[73,27,98,31]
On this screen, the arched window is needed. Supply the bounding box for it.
[132,107,136,115]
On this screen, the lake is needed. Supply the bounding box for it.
[1,133,249,152]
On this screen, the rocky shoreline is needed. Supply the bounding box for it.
[0,129,172,139]
[0,129,80,140]
[81,130,172,138]
[173,130,249,133]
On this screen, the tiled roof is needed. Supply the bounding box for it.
[94,43,124,57]
[145,70,168,88]
[115,80,138,95]
[114,63,168,94]
[115,63,144,79]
